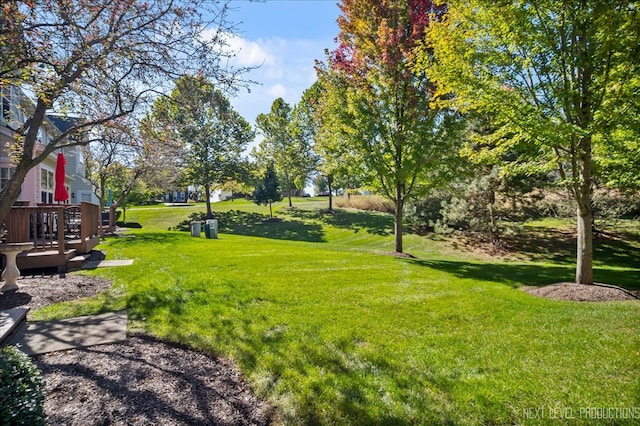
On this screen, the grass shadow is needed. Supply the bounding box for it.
[116,221,143,228]
[282,208,394,236]
[501,227,640,270]
[407,258,640,291]
[176,210,325,243]
[593,230,640,270]
[159,305,447,425]
[108,232,187,247]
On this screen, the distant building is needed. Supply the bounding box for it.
[162,186,233,204]
[47,115,99,205]
[164,190,189,204]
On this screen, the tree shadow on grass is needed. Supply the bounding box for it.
[124,277,417,424]
[501,227,640,271]
[406,258,640,291]
[155,306,447,425]
[593,231,640,271]
[176,210,325,243]
[282,208,394,236]
[107,232,187,248]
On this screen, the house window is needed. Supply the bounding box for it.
[1,167,15,190]
[1,96,10,126]
[40,169,54,204]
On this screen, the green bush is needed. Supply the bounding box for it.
[593,189,640,220]
[0,346,46,426]
[405,190,451,233]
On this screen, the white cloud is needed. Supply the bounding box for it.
[266,84,287,98]
[228,36,336,126]
[225,34,277,68]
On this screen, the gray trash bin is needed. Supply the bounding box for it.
[205,219,218,239]
[190,221,201,237]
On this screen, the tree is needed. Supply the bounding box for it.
[313,174,329,196]
[291,83,322,198]
[314,68,369,212]
[322,0,458,253]
[253,163,282,218]
[0,0,245,225]
[85,119,172,229]
[596,128,640,192]
[255,98,317,208]
[421,0,640,284]
[150,75,254,218]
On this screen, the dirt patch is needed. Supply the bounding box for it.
[1,255,273,425]
[380,251,417,259]
[522,282,640,302]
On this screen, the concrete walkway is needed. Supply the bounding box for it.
[82,259,135,269]
[0,307,29,346]
[11,311,127,355]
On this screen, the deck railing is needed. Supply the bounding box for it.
[5,202,100,254]
[80,202,100,241]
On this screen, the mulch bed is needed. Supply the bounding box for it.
[36,335,272,426]
[0,274,113,311]
[522,282,639,302]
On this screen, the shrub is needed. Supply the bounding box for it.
[437,172,508,245]
[0,346,46,425]
[405,190,451,234]
[592,189,640,220]
[524,189,574,218]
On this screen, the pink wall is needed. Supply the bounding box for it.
[19,168,38,204]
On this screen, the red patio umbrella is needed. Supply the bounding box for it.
[54,152,69,203]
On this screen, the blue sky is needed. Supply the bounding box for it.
[222,0,342,126]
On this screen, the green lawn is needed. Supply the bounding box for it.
[34,198,640,425]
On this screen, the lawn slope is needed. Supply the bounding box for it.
[37,200,640,425]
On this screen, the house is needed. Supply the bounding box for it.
[1,85,100,271]
[47,115,99,205]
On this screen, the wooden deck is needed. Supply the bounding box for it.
[4,202,101,271]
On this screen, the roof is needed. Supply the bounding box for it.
[46,114,83,133]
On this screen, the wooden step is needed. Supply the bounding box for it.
[67,254,92,270]
[17,249,76,270]
[0,307,30,347]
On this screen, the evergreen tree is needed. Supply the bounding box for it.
[254,163,282,218]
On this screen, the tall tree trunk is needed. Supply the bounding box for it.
[0,167,30,227]
[576,204,593,284]
[394,184,404,253]
[488,187,499,246]
[285,171,293,208]
[574,1,594,285]
[576,136,593,284]
[268,201,273,218]
[205,184,213,218]
[328,175,334,212]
